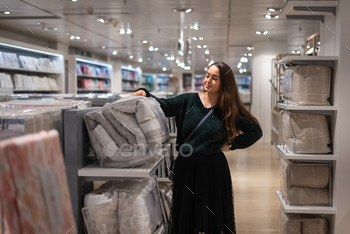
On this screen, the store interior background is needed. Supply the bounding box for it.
[1,0,350,233]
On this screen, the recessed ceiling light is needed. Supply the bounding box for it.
[205,58,209,62]
[185,8,192,13]
[142,40,148,44]
[154,47,159,51]
[149,46,154,51]
[256,31,262,35]
[72,0,78,2]
[263,31,268,35]
[70,35,75,40]
[193,25,199,30]
[164,53,168,56]
[203,45,207,48]
[189,51,192,54]
[204,67,208,71]
[268,8,276,12]
[112,50,118,55]
[166,57,171,60]
[205,49,210,54]
[138,58,143,62]
[126,28,132,34]
[102,46,106,49]
[248,53,252,56]
[120,28,125,34]
[129,55,133,59]
[274,15,279,19]
[162,67,167,71]
[43,26,58,31]
[75,36,80,39]
[176,59,180,63]
[265,14,272,19]
[192,37,197,40]
[170,56,175,60]
[4,11,11,14]
[199,37,204,40]
[197,45,202,48]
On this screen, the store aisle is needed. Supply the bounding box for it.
[225,143,280,234]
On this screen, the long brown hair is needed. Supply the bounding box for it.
[209,62,259,144]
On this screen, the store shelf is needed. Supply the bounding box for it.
[13,89,61,92]
[277,103,337,111]
[279,1,339,21]
[77,88,111,92]
[77,75,111,80]
[122,79,140,82]
[0,66,60,75]
[142,82,154,85]
[78,157,163,179]
[157,177,172,183]
[276,145,337,161]
[276,191,336,214]
[278,56,338,68]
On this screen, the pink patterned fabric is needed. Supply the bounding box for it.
[0,130,76,234]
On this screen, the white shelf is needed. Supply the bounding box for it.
[276,145,337,160]
[169,133,177,138]
[277,103,337,111]
[13,89,61,92]
[78,157,163,179]
[278,56,338,64]
[77,88,111,92]
[276,191,336,214]
[279,1,339,18]
[157,177,172,183]
[0,66,60,75]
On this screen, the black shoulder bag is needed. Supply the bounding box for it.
[169,105,217,182]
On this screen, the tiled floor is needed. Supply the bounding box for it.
[224,143,281,233]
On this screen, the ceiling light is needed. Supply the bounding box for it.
[185,8,192,13]
[176,59,180,63]
[70,35,75,40]
[296,50,301,54]
[43,27,58,31]
[129,55,133,59]
[3,11,11,14]
[138,58,143,62]
[193,25,199,30]
[199,37,204,40]
[84,39,87,42]
[170,56,175,60]
[126,25,132,34]
[192,37,198,41]
[274,15,279,19]
[247,47,252,50]
[120,28,125,34]
[112,50,118,55]
[75,36,80,40]
[248,53,252,56]
[209,59,214,66]
[162,67,167,71]
[204,67,208,71]
[256,31,262,35]
[36,22,45,25]
[205,58,209,62]
[269,8,276,12]
[166,57,171,60]
[292,50,296,54]
[263,31,268,35]
[72,0,78,2]
[243,69,247,72]
[318,42,321,45]
[265,14,272,19]
[100,19,105,23]
[307,45,311,49]
[197,45,202,48]
[205,49,210,55]
[164,53,168,56]
[154,47,159,51]
[173,9,178,12]
[189,51,192,54]
[203,45,207,48]
[149,46,154,51]
[142,40,148,44]
[239,69,243,73]
[237,63,242,68]
[102,46,106,49]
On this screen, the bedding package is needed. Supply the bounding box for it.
[82,178,163,234]
[281,65,331,106]
[280,158,331,206]
[84,95,169,168]
[0,130,77,234]
[279,207,328,234]
[282,110,332,154]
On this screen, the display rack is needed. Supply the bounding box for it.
[121,66,142,92]
[63,108,169,234]
[142,73,156,91]
[157,74,169,91]
[278,1,339,22]
[276,191,336,214]
[194,75,204,91]
[275,54,339,232]
[0,41,64,94]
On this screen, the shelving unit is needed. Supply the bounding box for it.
[157,74,169,91]
[278,56,338,68]
[277,103,338,111]
[278,1,339,22]
[121,66,142,92]
[235,75,252,108]
[194,75,204,91]
[142,74,156,91]
[276,191,336,214]
[0,41,64,94]
[276,145,337,161]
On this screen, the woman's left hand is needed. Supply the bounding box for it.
[221,143,232,152]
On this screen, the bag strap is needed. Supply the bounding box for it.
[184,105,218,143]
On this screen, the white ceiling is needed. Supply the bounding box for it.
[0,0,320,73]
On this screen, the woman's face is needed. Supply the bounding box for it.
[204,65,221,94]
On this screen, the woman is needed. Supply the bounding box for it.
[132,62,262,234]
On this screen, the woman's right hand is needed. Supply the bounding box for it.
[131,90,146,97]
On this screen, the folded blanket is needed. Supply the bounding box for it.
[282,65,331,106]
[280,159,331,206]
[279,208,328,234]
[85,95,169,168]
[282,111,332,154]
[83,178,162,234]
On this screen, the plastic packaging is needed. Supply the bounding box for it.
[279,207,328,234]
[281,65,331,106]
[282,110,332,153]
[280,158,331,206]
[84,95,169,168]
[82,177,163,234]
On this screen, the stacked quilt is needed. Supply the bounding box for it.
[280,158,331,206]
[281,65,331,106]
[82,178,163,234]
[0,130,77,234]
[279,208,328,234]
[282,111,332,154]
[84,95,169,168]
